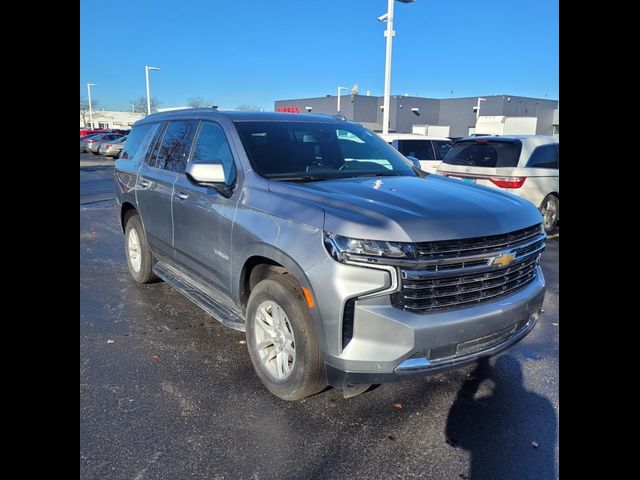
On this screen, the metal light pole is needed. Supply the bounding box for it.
[380,0,414,134]
[475,97,486,120]
[337,86,348,113]
[87,82,97,129]
[145,65,160,115]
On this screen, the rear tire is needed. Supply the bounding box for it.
[124,211,159,284]
[540,194,559,233]
[246,274,326,401]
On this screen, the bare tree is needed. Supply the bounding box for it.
[131,96,161,116]
[187,96,215,108]
[80,96,101,127]
[236,104,262,111]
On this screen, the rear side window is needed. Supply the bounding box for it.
[396,140,435,160]
[432,140,453,160]
[120,124,151,160]
[443,141,521,168]
[153,120,198,173]
[146,123,167,166]
[526,144,559,169]
[190,122,236,184]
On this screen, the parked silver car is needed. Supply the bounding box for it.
[80,133,105,153]
[115,110,546,401]
[87,133,124,154]
[98,135,127,157]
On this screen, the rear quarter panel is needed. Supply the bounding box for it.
[510,167,559,207]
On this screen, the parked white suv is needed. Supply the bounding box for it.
[436,135,559,232]
[379,133,453,173]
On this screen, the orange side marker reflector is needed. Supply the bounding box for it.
[301,287,315,308]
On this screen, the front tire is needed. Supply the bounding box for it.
[246,274,326,401]
[540,194,559,233]
[124,212,158,284]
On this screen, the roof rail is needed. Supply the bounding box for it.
[313,113,348,121]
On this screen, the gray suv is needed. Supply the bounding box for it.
[114,110,546,401]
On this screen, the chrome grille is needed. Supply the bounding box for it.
[415,224,542,260]
[391,224,544,313]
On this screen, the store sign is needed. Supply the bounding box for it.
[277,107,301,113]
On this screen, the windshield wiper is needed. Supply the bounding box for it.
[270,175,330,182]
[271,172,408,182]
[354,172,405,177]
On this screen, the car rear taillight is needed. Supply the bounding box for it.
[489,176,526,188]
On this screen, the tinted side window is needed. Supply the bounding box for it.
[397,140,435,160]
[191,122,237,184]
[443,141,520,168]
[120,124,151,160]
[156,121,198,173]
[146,123,168,167]
[433,140,453,160]
[526,144,558,169]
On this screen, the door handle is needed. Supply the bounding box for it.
[138,179,150,188]
[175,192,189,200]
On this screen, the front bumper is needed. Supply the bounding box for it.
[325,309,539,388]
[306,256,545,388]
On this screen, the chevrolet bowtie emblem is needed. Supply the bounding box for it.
[492,252,516,267]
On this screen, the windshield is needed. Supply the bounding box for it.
[442,140,521,168]
[234,121,417,180]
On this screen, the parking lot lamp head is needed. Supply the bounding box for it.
[474,97,486,120]
[145,66,160,115]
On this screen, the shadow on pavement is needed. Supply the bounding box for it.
[445,356,557,479]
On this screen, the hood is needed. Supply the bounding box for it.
[268,175,542,242]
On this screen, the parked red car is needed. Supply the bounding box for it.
[80,129,109,138]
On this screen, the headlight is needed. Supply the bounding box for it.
[324,232,416,263]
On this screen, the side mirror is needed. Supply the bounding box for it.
[405,156,422,170]
[185,160,235,198]
[186,160,226,186]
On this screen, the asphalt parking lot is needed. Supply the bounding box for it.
[80,153,559,480]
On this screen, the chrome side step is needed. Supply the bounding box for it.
[153,262,246,331]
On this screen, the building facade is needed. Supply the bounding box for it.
[80,110,145,130]
[274,94,559,137]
